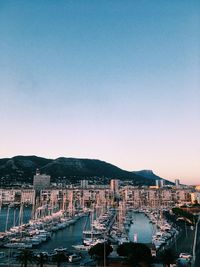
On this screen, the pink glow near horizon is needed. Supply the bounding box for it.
[0,1,199,185]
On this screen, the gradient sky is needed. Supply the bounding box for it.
[0,0,199,184]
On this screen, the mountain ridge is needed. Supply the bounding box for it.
[0,155,171,186]
[133,170,162,180]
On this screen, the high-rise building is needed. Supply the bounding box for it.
[155,179,165,188]
[80,180,89,188]
[156,180,160,187]
[33,169,50,192]
[160,179,165,188]
[110,179,119,194]
[175,179,180,187]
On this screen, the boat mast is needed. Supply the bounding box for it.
[18,202,24,226]
[13,208,16,227]
[5,205,10,232]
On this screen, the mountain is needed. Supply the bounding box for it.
[0,155,168,186]
[133,170,173,184]
[133,170,162,180]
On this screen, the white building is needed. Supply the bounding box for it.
[191,192,200,204]
[175,179,180,187]
[80,180,89,188]
[21,190,35,204]
[110,179,119,194]
[33,170,50,191]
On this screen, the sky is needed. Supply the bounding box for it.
[0,0,199,184]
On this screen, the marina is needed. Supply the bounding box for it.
[0,198,196,267]
[0,204,178,253]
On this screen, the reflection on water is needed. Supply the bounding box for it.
[129,212,155,243]
[0,208,154,252]
[40,216,88,251]
[0,206,31,232]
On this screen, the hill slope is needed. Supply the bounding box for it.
[0,156,167,186]
[133,170,173,185]
[133,170,163,180]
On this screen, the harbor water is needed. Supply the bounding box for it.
[128,212,155,243]
[0,206,31,232]
[0,207,154,252]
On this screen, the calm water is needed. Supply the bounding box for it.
[128,212,155,243]
[40,216,88,252]
[0,206,31,232]
[0,208,154,251]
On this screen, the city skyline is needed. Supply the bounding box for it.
[0,1,199,185]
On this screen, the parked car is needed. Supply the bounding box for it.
[179,253,192,260]
[68,253,82,262]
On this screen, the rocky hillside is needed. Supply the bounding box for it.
[0,155,168,186]
[133,170,162,180]
[133,170,173,185]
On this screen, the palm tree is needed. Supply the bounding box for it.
[52,252,67,267]
[16,249,35,267]
[35,252,48,267]
[89,242,113,266]
[159,248,176,267]
[117,242,152,267]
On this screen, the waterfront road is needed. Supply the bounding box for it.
[171,227,195,255]
[163,211,199,263]
[193,215,200,267]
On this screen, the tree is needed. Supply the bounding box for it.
[89,242,113,266]
[159,248,176,267]
[35,252,48,267]
[52,252,67,267]
[16,249,35,267]
[117,242,152,267]
[172,207,197,224]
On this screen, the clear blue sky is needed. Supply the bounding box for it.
[0,0,199,184]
